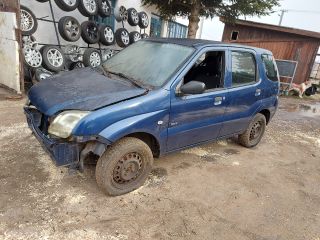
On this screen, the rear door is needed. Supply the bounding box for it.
[219,48,263,137]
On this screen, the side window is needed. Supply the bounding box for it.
[231,51,256,87]
[261,54,279,82]
[183,51,225,92]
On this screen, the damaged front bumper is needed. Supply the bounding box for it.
[24,106,81,167]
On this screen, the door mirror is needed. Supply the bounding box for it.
[180,81,206,95]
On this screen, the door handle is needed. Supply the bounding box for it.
[255,89,261,96]
[214,96,223,106]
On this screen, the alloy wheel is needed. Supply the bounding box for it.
[89,52,101,67]
[20,9,34,32]
[47,49,64,67]
[121,31,129,45]
[24,48,42,68]
[83,0,97,14]
[63,0,77,6]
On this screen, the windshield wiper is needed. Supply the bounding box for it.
[106,70,148,90]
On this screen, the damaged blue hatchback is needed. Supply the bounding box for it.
[24,38,279,195]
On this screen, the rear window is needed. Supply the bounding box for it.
[261,54,279,82]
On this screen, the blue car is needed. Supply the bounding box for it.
[24,38,279,195]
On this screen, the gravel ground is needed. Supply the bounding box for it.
[0,95,319,240]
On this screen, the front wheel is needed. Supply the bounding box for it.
[96,137,154,196]
[238,113,266,148]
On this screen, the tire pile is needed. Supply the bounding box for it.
[21,0,149,83]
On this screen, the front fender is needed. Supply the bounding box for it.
[99,109,169,152]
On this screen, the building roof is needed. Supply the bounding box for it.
[220,17,320,39]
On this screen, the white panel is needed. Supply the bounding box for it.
[0,12,21,93]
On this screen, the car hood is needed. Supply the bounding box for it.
[28,68,147,116]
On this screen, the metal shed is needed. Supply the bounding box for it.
[220,18,320,84]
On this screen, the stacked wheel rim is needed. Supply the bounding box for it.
[20,6,38,35]
[115,28,130,48]
[58,16,81,42]
[78,0,98,17]
[24,48,42,68]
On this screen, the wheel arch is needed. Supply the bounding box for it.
[259,109,271,125]
[124,132,160,157]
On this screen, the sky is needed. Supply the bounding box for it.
[200,0,320,41]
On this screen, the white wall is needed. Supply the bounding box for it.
[0,12,21,93]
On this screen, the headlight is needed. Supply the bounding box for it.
[48,111,90,138]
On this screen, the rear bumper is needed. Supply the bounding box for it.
[24,107,80,167]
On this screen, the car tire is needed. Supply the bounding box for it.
[115,28,130,48]
[41,45,66,72]
[69,61,85,70]
[20,6,38,36]
[58,16,81,42]
[127,8,139,26]
[238,113,266,148]
[141,33,149,39]
[96,137,154,196]
[81,21,100,44]
[54,0,79,11]
[97,0,111,17]
[23,48,42,68]
[99,25,114,46]
[83,48,102,68]
[78,0,98,17]
[138,11,149,29]
[114,6,128,22]
[35,68,53,82]
[129,31,141,44]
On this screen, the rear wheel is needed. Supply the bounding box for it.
[238,113,266,148]
[96,137,154,196]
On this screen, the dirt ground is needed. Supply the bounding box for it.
[0,92,319,240]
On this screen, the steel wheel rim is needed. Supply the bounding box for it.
[83,0,97,13]
[101,1,110,14]
[63,0,77,6]
[21,9,34,32]
[141,14,149,27]
[65,20,80,38]
[89,52,101,67]
[104,27,114,42]
[47,49,63,67]
[24,49,42,67]
[249,121,263,141]
[121,31,129,45]
[113,152,143,184]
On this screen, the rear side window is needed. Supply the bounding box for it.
[261,54,279,82]
[231,51,256,87]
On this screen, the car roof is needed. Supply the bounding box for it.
[144,38,273,55]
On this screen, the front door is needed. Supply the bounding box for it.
[167,49,229,151]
